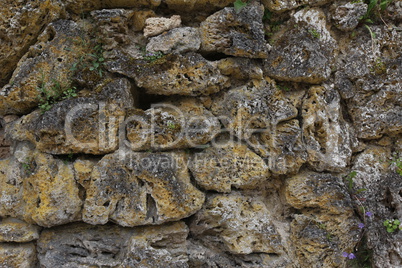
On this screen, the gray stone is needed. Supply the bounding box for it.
[146,27,201,54]
[331,1,367,31]
[264,8,336,84]
[0,218,40,242]
[262,0,332,12]
[200,3,269,58]
[0,242,37,268]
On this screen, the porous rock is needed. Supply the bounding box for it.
[302,86,353,172]
[64,0,161,14]
[264,8,336,83]
[331,1,367,31]
[0,20,92,115]
[125,98,220,150]
[8,78,132,155]
[189,141,270,192]
[200,3,269,58]
[165,0,234,13]
[190,192,284,255]
[262,0,332,12]
[146,27,201,54]
[105,52,230,96]
[0,0,63,86]
[0,242,37,268]
[37,221,189,268]
[83,149,205,226]
[0,218,40,243]
[143,15,181,37]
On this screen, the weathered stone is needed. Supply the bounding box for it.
[165,0,234,12]
[0,218,40,243]
[262,0,332,12]
[0,121,11,159]
[189,142,269,192]
[0,0,63,86]
[0,243,37,268]
[8,78,132,155]
[264,8,336,83]
[210,77,297,139]
[64,0,161,14]
[335,26,402,139]
[302,86,353,172]
[105,52,230,96]
[217,57,264,81]
[331,1,367,31]
[200,3,269,58]
[286,172,360,268]
[146,27,201,54]
[91,9,136,50]
[250,119,307,175]
[125,98,220,150]
[0,144,82,227]
[83,149,205,226]
[0,19,94,116]
[38,221,188,268]
[191,192,284,255]
[144,15,182,37]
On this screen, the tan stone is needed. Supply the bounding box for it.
[165,0,233,12]
[189,142,270,192]
[191,192,284,255]
[83,149,205,226]
[125,98,220,150]
[0,242,37,268]
[0,0,63,86]
[143,15,181,37]
[0,218,40,243]
[64,0,161,14]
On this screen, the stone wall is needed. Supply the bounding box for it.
[0,0,401,267]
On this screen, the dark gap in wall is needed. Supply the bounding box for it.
[136,90,168,110]
[200,52,230,62]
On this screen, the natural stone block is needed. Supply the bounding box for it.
[144,15,181,37]
[0,218,40,243]
[146,27,201,54]
[0,242,37,268]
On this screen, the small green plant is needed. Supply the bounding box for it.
[345,171,357,191]
[233,0,248,13]
[167,122,177,129]
[143,51,165,62]
[308,28,320,39]
[22,161,32,171]
[37,78,78,113]
[88,44,105,77]
[383,219,401,233]
[361,0,392,23]
[391,154,402,176]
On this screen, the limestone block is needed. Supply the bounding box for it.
[125,98,220,150]
[210,77,297,139]
[302,86,353,172]
[331,1,367,31]
[105,52,230,96]
[165,0,233,12]
[38,222,189,267]
[64,0,161,14]
[144,15,181,37]
[83,149,205,226]
[8,78,132,155]
[189,142,270,192]
[0,243,37,268]
[146,27,201,54]
[0,218,40,243]
[262,0,332,12]
[200,4,269,58]
[264,8,336,83]
[0,0,63,86]
[190,192,284,255]
[0,20,92,115]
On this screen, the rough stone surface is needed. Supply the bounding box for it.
[105,52,230,96]
[190,192,284,255]
[0,218,40,243]
[189,142,270,192]
[144,15,182,37]
[165,0,234,12]
[200,4,269,58]
[83,149,205,226]
[125,98,220,150]
[302,86,353,172]
[264,8,336,83]
[8,78,132,155]
[0,20,92,116]
[0,242,37,268]
[262,0,331,12]
[37,221,188,268]
[286,172,360,268]
[64,0,161,14]
[0,0,63,86]
[146,27,201,54]
[331,1,367,31]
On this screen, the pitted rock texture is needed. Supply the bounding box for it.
[144,15,182,37]
[0,218,40,243]
[262,0,331,12]
[146,27,201,54]
[83,149,205,226]
[37,221,188,268]
[200,3,269,58]
[0,242,37,268]
[330,1,367,31]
